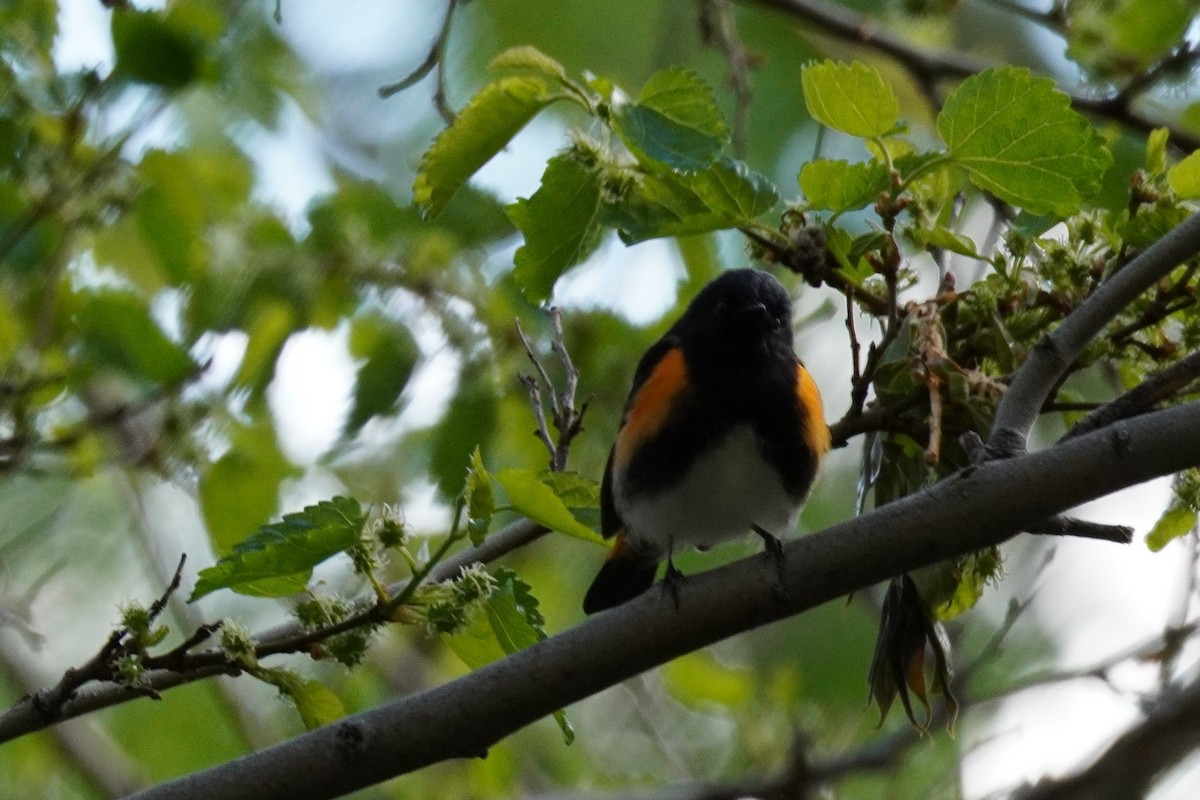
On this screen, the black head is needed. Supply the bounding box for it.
[668,268,795,363]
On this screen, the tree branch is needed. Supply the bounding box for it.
[126,400,1200,800]
[0,517,548,743]
[988,211,1200,455]
[1015,673,1200,800]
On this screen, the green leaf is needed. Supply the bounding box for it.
[1146,127,1170,177]
[464,447,495,545]
[799,159,888,213]
[937,67,1111,217]
[907,226,984,259]
[488,45,569,83]
[800,60,900,138]
[663,652,753,709]
[1146,502,1197,552]
[74,290,196,384]
[606,158,778,244]
[414,77,564,218]
[536,470,599,509]
[199,421,296,554]
[1167,150,1200,200]
[345,313,419,435]
[430,363,498,499]
[443,568,574,744]
[507,152,604,303]
[190,496,365,601]
[111,9,203,90]
[253,668,346,730]
[494,468,603,543]
[233,300,296,393]
[612,67,729,171]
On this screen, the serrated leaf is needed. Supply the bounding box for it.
[494,468,603,543]
[612,67,729,170]
[74,290,196,384]
[488,45,568,82]
[536,470,599,509]
[799,159,889,213]
[606,158,777,244]
[464,447,495,545]
[1167,150,1200,200]
[1146,502,1197,552]
[801,60,899,138]
[345,313,419,435]
[414,76,563,218]
[937,67,1111,217]
[507,153,603,303]
[190,496,365,601]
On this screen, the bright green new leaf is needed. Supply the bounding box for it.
[606,158,778,244]
[1146,128,1170,177]
[494,468,603,543]
[612,67,729,171]
[907,226,984,259]
[1146,502,1198,552]
[937,67,1111,217]
[414,76,563,218]
[663,652,753,710]
[799,159,889,213]
[536,470,599,509]
[464,447,496,545]
[345,313,420,435]
[1167,150,1200,200]
[507,152,604,303]
[199,421,296,554]
[74,290,196,385]
[190,496,365,601]
[488,45,569,83]
[800,60,899,138]
[254,667,346,730]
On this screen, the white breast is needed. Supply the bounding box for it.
[613,423,799,556]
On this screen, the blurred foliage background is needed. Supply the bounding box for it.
[3,0,1200,798]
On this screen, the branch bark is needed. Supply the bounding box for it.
[127,400,1200,800]
[988,211,1200,454]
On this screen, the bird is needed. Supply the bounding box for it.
[582,268,830,614]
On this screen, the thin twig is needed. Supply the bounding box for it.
[377,0,461,123]
[1063,349,1200,441]
[699,0,754,157]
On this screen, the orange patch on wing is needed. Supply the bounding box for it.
[614,347,689,469]
[797,363,831,457]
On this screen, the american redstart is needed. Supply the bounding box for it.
[583,268,830,614]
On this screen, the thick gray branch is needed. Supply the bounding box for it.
[128,400,1200,800]
[989,212,1200,453]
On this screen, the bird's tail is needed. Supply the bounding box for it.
[583,533,658,614]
